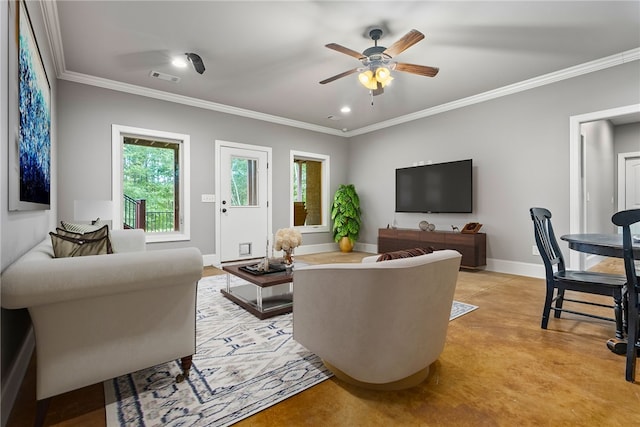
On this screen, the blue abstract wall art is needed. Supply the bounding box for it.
[17,0,51,208]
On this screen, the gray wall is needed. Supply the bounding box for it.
[347,61,640,268]
[613,121,640,211]
[56,80,349,255]
[582,120,616,234]
[614,122,640,155]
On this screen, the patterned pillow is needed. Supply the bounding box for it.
[49,232,112,258]
[376,247,434,262]
[54,225,112,254]
[60,218,104,233]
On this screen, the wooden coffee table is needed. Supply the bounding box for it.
[221,262,294,319]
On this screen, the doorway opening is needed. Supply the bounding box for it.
[569,104,640,269]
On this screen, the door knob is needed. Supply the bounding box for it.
[222,208,227,213]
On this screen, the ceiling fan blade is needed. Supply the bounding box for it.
[325,43,365,60]
[383,29,425,57]
[319,68,359,85]
[395,62,439,77]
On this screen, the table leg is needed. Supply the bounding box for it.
[257,287,263,311]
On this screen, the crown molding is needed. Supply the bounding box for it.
[59,70,345,136]
[40,0,66,78]
[345,47,640,137]
[42,2,638,138]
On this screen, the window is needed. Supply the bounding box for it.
[230,156,258,206]
[290,151,329,232]
[112,125,190,242]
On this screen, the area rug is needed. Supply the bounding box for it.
[104,274,478,427]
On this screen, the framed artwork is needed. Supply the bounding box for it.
[9,0,51,210]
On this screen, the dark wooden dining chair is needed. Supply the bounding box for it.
[611,208,640,382]
[530,208,626,337]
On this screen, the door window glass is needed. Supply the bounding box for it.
[230,156,258,206]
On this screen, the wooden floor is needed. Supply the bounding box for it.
[6,253,639,426]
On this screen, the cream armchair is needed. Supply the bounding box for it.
[293,249,462,390]
[1,229,203,423]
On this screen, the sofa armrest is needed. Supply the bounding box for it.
[361,254,379,263]
[1,247,203,309]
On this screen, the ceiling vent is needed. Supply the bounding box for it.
[149,70,181,83]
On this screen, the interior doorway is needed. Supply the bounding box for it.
[618,151,640,234]
[569,104,640,269]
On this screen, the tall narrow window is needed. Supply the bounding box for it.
[112,125,190,243]
[290,151,330,232]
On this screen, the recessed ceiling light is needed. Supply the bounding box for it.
[172,57,188,68]
[340,106,351,114]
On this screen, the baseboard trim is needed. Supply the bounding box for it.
[486,258,545,278]
[205,247,546,279]
[1,326,35,427]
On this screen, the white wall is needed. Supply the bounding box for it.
[347,61,640,274]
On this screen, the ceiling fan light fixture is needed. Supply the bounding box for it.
[359,66,393,90]
[375,67,393,87]
[358,70,378,90]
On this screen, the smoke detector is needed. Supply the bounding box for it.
[149,70,181,83]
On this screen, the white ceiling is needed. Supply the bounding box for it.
[45,1,640,135]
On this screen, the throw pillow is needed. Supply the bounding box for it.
[55,224,113,254]
[49,232,111,258]
[376,247,434,262]
[60,218,104,233]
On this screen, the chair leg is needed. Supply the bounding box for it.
[176,355,193,383]
[554,288,565,319]
[625,300,638,383]
[541,282,555,329]
[34,398,50,427]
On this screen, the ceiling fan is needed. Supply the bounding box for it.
[320,28,439,96]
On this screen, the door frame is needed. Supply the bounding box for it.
[569,103,640,269]
[618,151,640,212]
[215,140,272,266]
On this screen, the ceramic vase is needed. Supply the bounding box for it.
[339,236,354,253]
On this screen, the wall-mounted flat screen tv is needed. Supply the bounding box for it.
[395,159,473,213]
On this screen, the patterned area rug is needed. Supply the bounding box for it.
[104,274,478,427]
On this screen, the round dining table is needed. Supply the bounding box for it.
[560,233,640,259]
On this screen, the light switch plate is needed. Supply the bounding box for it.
[201,194,216,203]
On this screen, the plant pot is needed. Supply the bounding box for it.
[339,236,354,253]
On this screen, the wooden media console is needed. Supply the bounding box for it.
[378,228,487,269]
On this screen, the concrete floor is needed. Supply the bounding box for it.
[7,254,638,426]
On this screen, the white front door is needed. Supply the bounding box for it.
[217,142,270,263]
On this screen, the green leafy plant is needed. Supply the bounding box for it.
[331,184,362,244]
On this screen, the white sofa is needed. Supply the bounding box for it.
[293,249,462,390]
[1,229,203,415]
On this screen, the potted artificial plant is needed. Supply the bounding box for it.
[331,184,362,252]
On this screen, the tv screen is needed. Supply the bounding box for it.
[395,159,473,213]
